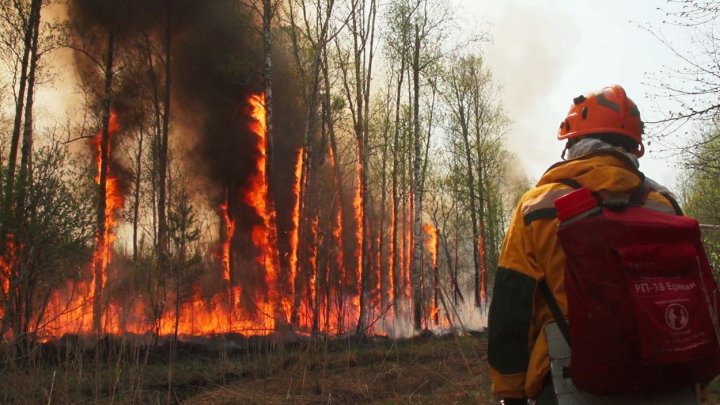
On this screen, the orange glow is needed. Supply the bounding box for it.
[27,95,294,340]
[288,147,303,313]
[423,223,438,268]
[308,216,319,311]
[352,139,363,320]
[90,112,122,329]
[245,93,279,323]
[219,200,235,282]
[423,223,439,324]
[0,235,18,299]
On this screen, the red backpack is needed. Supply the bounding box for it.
[545,184,720,395]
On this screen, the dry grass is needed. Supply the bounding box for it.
[184,333,494,405]
[0,332,496,404]
[4,332,716,404]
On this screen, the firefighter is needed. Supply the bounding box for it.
[486,85,681,405]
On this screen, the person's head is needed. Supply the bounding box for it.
[557,84,644,157]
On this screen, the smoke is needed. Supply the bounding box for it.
[480,1,581,177]
[66,0,306,310]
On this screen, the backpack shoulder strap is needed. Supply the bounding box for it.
[556,178,582,190]
[633,181,684,215]
[628,183,651,206]
[538,279,571,346]
[522,179,582,225]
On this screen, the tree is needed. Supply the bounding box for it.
[0,141,95,353]
[441,53,508,311]
[679,123,720,276]
[0,0,43,244]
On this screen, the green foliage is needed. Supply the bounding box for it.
[0,140,95,339]
[681,125,720,276]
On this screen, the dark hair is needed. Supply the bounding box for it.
[566,133,640,154]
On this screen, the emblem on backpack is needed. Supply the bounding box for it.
[665,303,689,331]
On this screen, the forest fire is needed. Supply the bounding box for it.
[245,94,280,311]
[0,235,19,321]
[37,95,287,340]
[424,223,439,325]
[287,147,303,314]
[219,200,235,283]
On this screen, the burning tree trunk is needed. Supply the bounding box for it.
[423,223,439,326]
[287,147,303,320]
[339,0,377,336]
[286,0,335,328]
[92,29,116,336]
[354,137,369,334]
[321,43,348,334]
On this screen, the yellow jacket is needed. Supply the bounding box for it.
[487,151,680,399]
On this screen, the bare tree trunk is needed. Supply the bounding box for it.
[391,55,405,314]
[157,0,172,275]
[263,0,274,173]
[379,103,390,310]
[2,0,41,243]
[132,130,145,262]
[411,24,423,330]
[15,0,42,229]
[433,227,439,325]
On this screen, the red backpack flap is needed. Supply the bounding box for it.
[557,204,720,394]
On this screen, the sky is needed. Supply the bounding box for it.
[459,0,687,188]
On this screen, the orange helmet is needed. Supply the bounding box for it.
[557,84,644,157]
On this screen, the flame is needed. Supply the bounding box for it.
[404,191,413,299]
[26,96,288,340]
[287,147,303,314]
[328,144,346,333]
[0,235,18,299]
[423,223,438,268]
[308,216,319,312]
[352,138,363,324]
[244,93,279,322]
[423,223,439,324]
[219,200,235,282]
[90,112,122,330]
[13,90,476,341]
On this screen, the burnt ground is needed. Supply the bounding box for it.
[1,332,719,404]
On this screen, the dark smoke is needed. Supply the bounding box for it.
[66,0,306,305]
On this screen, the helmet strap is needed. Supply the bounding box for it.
[561,146,568,161]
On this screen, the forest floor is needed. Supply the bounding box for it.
[183,332,494,405]
[2,332,719,404]
[0,332,496,404]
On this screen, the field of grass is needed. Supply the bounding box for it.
[2,332,719,404]
[0,332,496,404]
